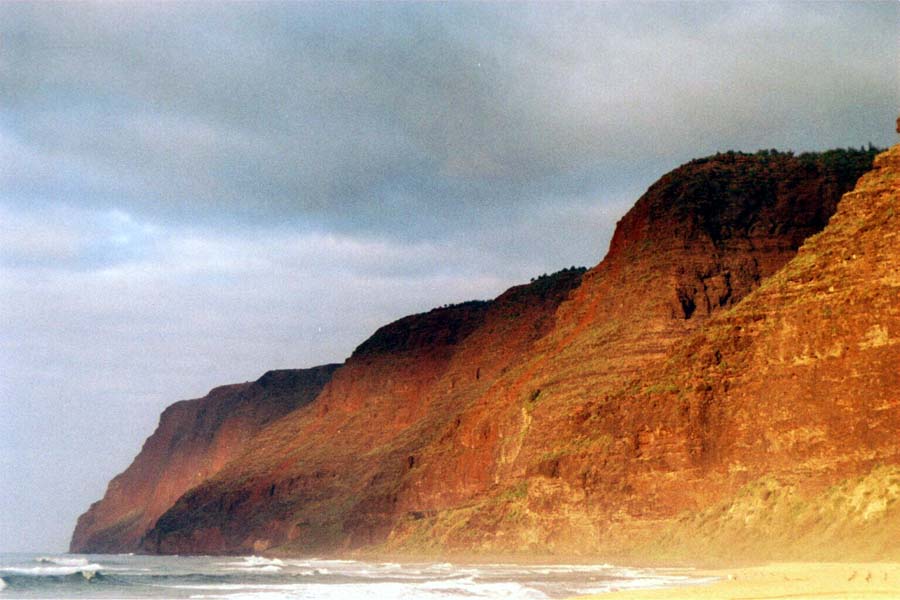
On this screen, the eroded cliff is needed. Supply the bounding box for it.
[380,147,890,557]
[74,145,889,560]
[140,270,586,554]
[387,145,899,561]
[70,365,339,553]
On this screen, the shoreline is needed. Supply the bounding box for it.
[571,562,900,600]
[21,552,900,599]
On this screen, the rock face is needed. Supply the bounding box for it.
[74,145,889,559]
[379,147,890,557]
[389,144,899,561]
[140,270,586,554]
[70,365,339,553]
[641,143,900,561]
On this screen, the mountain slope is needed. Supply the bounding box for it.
[70,365,339,553]
[639,142,900,561]
[72,144,884,557]
[379,148,882,554]
[390,143,899,560]
[131,147,877,557]
[141,270,585,554]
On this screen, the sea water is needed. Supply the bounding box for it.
[0,553,717,599]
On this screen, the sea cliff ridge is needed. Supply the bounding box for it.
[72,141,898,564]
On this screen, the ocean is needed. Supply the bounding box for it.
[0,553,716,599]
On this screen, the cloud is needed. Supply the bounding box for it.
[1,2,896,234]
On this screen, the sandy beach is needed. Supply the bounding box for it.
[574,563,900,600]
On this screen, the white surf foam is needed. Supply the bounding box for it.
[241,556,284,567]
[217,556,286,573]
[0,563,104,577]
[579,573,720,594]
[0,576,6,591]
[180,580,547,600]
[223,565,283,574]
[35,556,89,567]
[422,578,548,598]
[219,556,284,569]
[173,584,302,590]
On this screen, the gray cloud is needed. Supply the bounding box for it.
[0,1,897,552]
[2,2,896,233]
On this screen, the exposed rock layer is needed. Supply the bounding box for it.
[141,270,586,553]
[389,144,899,561]
[72,146,892,560]
[70,365,339,553]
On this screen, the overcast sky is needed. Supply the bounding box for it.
[1,1,897,553]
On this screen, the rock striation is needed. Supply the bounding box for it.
[638,142,900,561]
[379,147,891,557]
[70,365,339,553]
[140,270,586,554]
[388,144,899,561]
[72,145,892,561]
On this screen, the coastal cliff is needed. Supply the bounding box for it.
[140,269,586,553]
[70,365,339,553]
[380,146,891,557]
[73,145,891,560]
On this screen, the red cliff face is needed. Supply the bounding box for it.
[78,145,888,560]
[637,143,900,561]
[69,365,338,553]
[386,145,898,561]
[379,148,886,557]
[140,270,585,554]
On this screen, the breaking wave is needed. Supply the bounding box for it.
[36,556,90,567]
[218,555,285,574]
[0,553,718,598]
[1,563,104,578]
[0,569,108,594]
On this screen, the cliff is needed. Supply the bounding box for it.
[390,145,899,561]
[379,147,888,557]
[640,142,900,562]
[70,365,339,553]
[140,269,586,553]
[74,145,886,559]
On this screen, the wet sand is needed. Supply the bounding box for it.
[574,563,900,600]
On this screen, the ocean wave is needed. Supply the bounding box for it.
[240,556,284,567]
[0,564,104,578]
[216,556,287,575]
[578,573,720,595]
[170,583,304,591]
[0,569,108,592]
[218,556,285,570]
[179,580,549,600]
[35,556,90,567]
[0,576,6,591]
[533,563,615,573]
[0,554,718,598]
[222,565,283,574]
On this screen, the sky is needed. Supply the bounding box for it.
[0,1,897,553]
